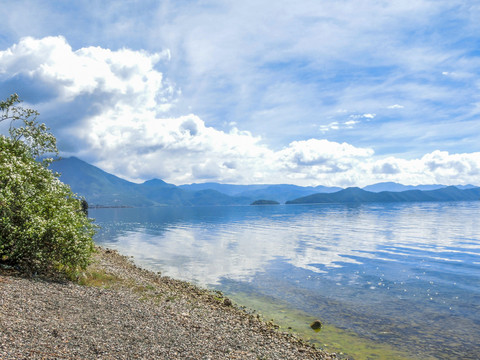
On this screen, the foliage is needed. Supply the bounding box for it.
[0,94,95,277]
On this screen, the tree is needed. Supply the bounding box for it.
[0,94,95,277]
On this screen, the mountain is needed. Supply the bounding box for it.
[454,184,478,190]
[362,182,477,192]
[235,184,340,203]
[185,189,251,206]
[178,183,266,196]
[362,182,444,192]
[50,157,251,207]
[50,157,155,207]
[180,183,342,203]
[286,186,480,204]
[136,178,193,206]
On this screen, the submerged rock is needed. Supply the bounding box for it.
[310,320,322,332]
[223,298,233,307]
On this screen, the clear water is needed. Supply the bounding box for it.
[90,202,480,359]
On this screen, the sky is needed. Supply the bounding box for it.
[1,0,479,187]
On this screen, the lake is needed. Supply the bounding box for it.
[90,202,480,360]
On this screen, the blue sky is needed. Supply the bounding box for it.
[1,0,479,186]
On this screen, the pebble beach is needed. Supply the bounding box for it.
[0,247,336,359]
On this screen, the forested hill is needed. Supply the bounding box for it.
[286,186,480,204]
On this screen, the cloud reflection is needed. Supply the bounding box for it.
[93,202,480,287]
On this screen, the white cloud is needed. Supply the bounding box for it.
[135,0,480,151]
[0,36,173,106]
[367,152,480,186]
[277,139,373,168]
[388,104,404,109]
[344,120,358,127]
[1,36,480,187]
[319,121,339,132]
[85,108,275,184]
[348,113,376,120]
[1,1,480,157]
[272,139,375,185]
[319,119,360,132]
[441,71,473,80]
[422,150,480,178]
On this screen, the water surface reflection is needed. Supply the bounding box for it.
[91,202,480,359]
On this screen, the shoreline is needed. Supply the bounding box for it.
[0,246,336,359]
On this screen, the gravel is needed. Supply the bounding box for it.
[1,247,336,359]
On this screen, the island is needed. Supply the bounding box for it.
[251,199,280,205]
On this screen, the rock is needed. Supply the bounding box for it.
[223,298,233,307]
[310,320,322,331]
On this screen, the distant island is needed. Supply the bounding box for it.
[251,200,280,205]
[49,157,480,207]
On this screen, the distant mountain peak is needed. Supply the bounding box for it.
[143,178,168,185]
[362,182,447,193]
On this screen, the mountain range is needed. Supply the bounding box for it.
[286,186,480,204]
[50,157,249,207]
[49,157,479,207]
[361,181,476,192]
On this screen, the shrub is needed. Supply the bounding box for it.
[0,94,95,277]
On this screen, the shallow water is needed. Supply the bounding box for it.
[91,202,480,359]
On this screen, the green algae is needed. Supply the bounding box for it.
[229,291,426,360]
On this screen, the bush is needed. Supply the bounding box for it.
[0,94,95,277]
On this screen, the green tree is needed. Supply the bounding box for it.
[0,94,95,277]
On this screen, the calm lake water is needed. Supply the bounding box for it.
[90,202,480,360]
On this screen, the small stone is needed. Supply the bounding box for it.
[223,298,232,307]
[310,320,322,331]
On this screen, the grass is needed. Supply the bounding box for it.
[77,269,120,288]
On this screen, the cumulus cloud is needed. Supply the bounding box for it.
[422,151,480,178]
[1,36,480,187]
[1,1,480,165]
[372,160,401,175]
[277,139,373,169]
[0,36,174,107]
[367,152,480,186]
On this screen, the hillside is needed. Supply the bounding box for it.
[50,157,155,207]
[286,186,480,204]
[50,157,250,207]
